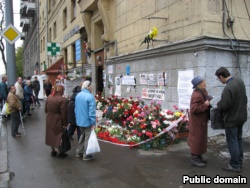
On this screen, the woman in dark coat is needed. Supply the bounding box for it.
[67,85,81,140]
[188,75,211,167]
[45,84,68,158]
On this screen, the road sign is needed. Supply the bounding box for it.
[47,42,61,56]
[0,24,21,45]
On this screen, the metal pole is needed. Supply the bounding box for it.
[5,0,17,85]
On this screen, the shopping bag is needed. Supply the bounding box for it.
[86,129,100,155]
[1,103,10,115]
[60,129,71,153]
[210,108,225,130]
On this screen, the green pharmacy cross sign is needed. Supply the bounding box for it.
[47,42,61,56]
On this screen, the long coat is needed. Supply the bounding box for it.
[188,89,209,155]
[45,93,68,147]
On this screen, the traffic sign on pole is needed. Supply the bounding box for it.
[0,24,21,45]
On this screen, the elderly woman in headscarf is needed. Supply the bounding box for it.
[45,84,68,158]
[188,75,212,167]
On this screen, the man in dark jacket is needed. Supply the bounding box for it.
[215,67,248,172]
[0,75,8,110]
[67,86,81,140]
[32,76,41,106]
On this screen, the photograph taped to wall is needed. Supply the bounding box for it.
[115,77,121,96]
[147,73,157,85]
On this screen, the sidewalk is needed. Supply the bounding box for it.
[0,120,9,188]
[2,103,250,187]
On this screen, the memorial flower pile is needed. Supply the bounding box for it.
[95,95,188,147]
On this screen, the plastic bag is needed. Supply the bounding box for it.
[1,103,10,115]
[86,129,100,155]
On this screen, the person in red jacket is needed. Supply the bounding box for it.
[188,75,211,167]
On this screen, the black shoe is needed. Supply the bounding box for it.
[27,113,32,116]
[199,155,207,164]
[83,154,93,161]
[57,153,68,158]
[191,155,206,167]
[13,133,21,138]
[51,151,57,157]
[222,164,241,172]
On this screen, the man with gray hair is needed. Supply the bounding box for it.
[75,80,96,160]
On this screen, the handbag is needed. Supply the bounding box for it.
[210,108,225,130]
[86,129,100,155]
[60,129,71,153]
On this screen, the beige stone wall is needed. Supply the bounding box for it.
[112,0,250,56]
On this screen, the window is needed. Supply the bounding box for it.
[71,0,76,20]
[71,44,76,67]
[43,36,45,51]
[48,27,52,42]
[53,22,57,39]
[40,39,42,52]
[48,0,51,13]
[42,11,44,25]
[64,48,68,64]
[63,8,67,29]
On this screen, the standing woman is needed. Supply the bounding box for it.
[188,75,211,167]
[45,84,68,158]
[44,78,52,97]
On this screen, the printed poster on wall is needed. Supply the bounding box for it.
[177,70,194,109]
[157,72,167,86]
[139,73,148,85]
[107,65,113,74]
[115,77,121,96]
[142,88,165,100]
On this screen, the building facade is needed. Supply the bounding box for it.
[20,0,38,77]
[21,0,250,136]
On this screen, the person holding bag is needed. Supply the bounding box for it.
[188,75,211,167]
[215,67,247,172]
[75,80,97,161]
[45,84,69,158]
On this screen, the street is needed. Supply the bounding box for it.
[5,101,250,188]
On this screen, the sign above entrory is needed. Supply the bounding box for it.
[63,25,80,42]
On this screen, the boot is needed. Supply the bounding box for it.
[191,155,206,167]
[199,155,207,164]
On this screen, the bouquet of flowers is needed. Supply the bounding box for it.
[96,95,189,148]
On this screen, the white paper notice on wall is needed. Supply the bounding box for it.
[177,70,194,109]
[122,76,135,85]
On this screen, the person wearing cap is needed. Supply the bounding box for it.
[188,75,211,167]
[215,67,247,172]
[75,80,96,161]
[45,84,68,158]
